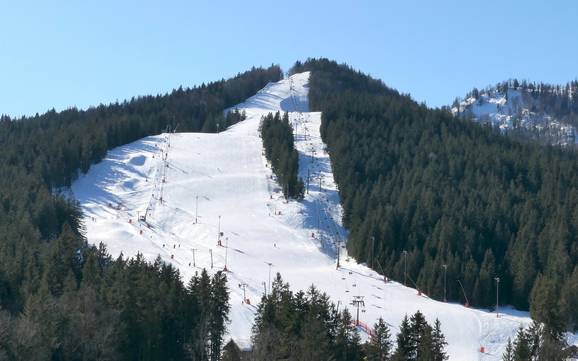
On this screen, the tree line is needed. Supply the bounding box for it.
[290,58,578,333]
[260,111,304,199]
[0,65,282,360]
[242,273,447,361]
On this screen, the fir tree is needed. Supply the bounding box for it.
[431,319,448,361]
[367,317,392,361]
[502,338,514,361]
[392,316,412,361]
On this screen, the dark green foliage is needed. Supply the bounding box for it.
[0,65,280,360]
[251,274,337,361]
[431,319,448,361]
[251,274,447,361]
[291,58,578,330]
[367,318,393,361]
[260,111,304,199]
[505,322,568,361]
[0,247,230,361]
[391,312,447,361]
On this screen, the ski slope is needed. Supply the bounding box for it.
[73,72,547,360]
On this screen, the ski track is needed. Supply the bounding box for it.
[72,72,572,360]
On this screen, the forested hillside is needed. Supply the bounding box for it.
[291,59,578,332]
[0,65,282,359]
[452,79,578,146]
[455,79,578,127]
[260,111,304,199]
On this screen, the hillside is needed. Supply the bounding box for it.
[290,59,578,332]
[70,71,558,360]
[452,80,578,146]
[0,66,282,359]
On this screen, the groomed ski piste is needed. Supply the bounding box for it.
[71,72,573,360]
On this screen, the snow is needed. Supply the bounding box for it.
[72,72,570,360]
[453,88,577,145]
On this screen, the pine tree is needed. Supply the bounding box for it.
[334,308,362,361]
[367,317,392,361]
[513,327,532,361]
[502,338,514,361]
[409,311,429,360]
[431,319,448,361]
[530,274,563,334]
[392,316,412,361]
[415,325,433,361]
[209,271,230,361]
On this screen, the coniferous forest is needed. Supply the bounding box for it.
[260,111,304,199]
[0,66,282,360]
[291,58,578,333]
[248,273,448,361]
[458,79,578,127]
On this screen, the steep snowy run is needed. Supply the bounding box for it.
[73,72,559,360]
[452,87,577,146]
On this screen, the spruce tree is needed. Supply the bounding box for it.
[431,319,448,361]
[367,317,392,361]
[513,327,532,361]
[209,271,230,361]
[502,338,514,361]
[392,316,412,361]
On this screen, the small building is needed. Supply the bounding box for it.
[222,339,252,361]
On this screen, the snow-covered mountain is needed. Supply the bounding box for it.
[452,82,578,146]
[71,72,574,360]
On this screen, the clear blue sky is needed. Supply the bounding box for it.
[1,0,577,117]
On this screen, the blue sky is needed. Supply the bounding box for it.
[1,0,577,117]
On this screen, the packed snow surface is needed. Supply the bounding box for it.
[73,72,556,360]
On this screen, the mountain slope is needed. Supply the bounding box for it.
[452,80,578,146]
[289,59,578,334]
[70,71,558,360]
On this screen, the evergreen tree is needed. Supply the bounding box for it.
[431,319,448,361]
[251,278,448,361]
[367,317,392,361]
[209,271,230,361]
[502,338,514,361]
[513,327,532,361]
[392,316,412,361]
